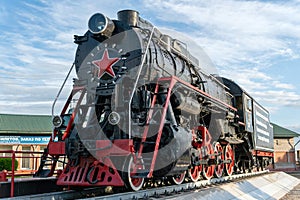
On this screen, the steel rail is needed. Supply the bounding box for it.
[9,170,269,200]
[86,170,269,200]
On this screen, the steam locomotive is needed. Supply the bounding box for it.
[35,10,274,191]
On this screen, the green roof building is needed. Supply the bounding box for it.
[272,123,300,138]
[272,123,300,170]
[0,114,53,171]
[0,114,52,135]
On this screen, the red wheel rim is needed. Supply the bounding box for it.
[224,144,234,176]
[188,165,201,182]
[202,146,214,180]
[188,151,202,182]
[128,157,144,191]
[214,142,224,178]
[202,165,214,180]
[171,171,186,185]
[130,166,143,188]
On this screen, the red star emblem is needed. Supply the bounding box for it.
[92,49,120,78]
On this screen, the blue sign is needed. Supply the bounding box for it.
[0,136,51,144]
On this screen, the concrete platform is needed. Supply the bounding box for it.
[165,172,300,200]
[0,177,63,198]
[279,171,300,199]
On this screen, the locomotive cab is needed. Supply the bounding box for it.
[220,77,274,171]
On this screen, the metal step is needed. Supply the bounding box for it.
[142,141,156,144]
[33,169,51,177]
[131,170,149,178]
[153,92,168,95]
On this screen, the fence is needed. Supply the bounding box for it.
[0,150,46,197]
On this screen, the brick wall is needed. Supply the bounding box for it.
[274,138,296,169]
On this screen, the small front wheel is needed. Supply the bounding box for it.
[121,156,144,191]
[169,171,186,185]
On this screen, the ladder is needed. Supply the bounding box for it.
[136,77,177,178]
[35,87,85,177]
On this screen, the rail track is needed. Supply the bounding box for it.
[11,170,269,200]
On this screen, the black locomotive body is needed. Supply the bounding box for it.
[35,10,274,191]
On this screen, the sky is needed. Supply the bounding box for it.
[0,0,300,133]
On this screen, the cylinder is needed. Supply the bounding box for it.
[117,10,139,26]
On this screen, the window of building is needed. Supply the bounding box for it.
[21,146,31,169]
[0,145,12,157]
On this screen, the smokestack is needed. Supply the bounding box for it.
[117,10,139,27]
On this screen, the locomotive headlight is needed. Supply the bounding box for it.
[52,115,63,128]
[108,111,120,125]
[88,13,115,37]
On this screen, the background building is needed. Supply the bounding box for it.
[272,123,300,170]
[0,114,52,173]
[294,133,300,168]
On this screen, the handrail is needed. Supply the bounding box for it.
[51,62,75,117]
[0,150,43,197]
[128,27,156,139]
[51,62,75,139]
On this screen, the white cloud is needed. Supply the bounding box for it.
[272,81,295,89]
[147,0,300,63]
[0,0,147,114]
[0,0,300,139]
[141,1,300,121]
[252,90,300,107]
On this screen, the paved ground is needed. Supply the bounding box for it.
[152,171,298,200]
[280,171,300,200]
